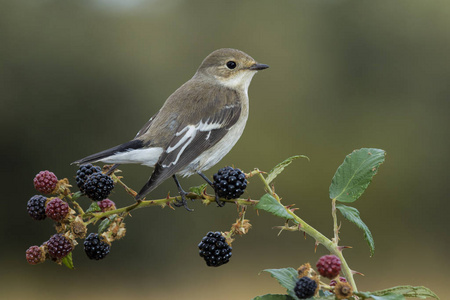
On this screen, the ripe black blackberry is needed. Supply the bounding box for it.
[84,233,111,260]
[47,234,73,259]
[198,231,232,267]
[27,195,47,221]
[76,164,101,192]
[26,245,44,265]
[213,167,247,200]
[33,170,58,194]
[45,198,69,221]
[84,172,114,201]
[316,255,342,279]
[294,276,317,299]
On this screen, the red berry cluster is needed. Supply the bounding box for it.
[26,246,44,265]
[316,255,342,279]
[33,170,58,194]
[26,167,125,267]
[45,198,69,221]
[98,199,116,212]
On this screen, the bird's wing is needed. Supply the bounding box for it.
[136,102,241,199]
[135,112,159,138]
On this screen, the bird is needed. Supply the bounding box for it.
[73,48,269,210]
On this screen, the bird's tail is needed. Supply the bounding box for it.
[72,140,145,165]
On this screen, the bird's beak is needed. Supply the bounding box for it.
[249,63,269,71]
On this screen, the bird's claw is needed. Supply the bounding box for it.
[173,191,193,212]
[214,191,225,207]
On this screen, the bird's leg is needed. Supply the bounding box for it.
[197,172,224,207]
[172,174,193,212]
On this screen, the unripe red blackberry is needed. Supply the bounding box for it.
[26,245,45,265]
[213,167,247,199]
[97,199,116,212]
[330,277,347,287]
[84,233,111,260]
[76,164,101,192]
[27,195,47,221]
[84,173,114,201]
[316,255,342,279]
[294,276,317,299]
[46,234,73,259]
[33,170,58,194]
[45,198,69,221]
[198,231,232,267]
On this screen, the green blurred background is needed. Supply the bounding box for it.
[1,0,449,299]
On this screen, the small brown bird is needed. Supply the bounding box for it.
[73,48,268,210]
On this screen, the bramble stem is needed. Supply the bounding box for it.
[256,172,358,292]
[332,198,339,243]
[82,193,259,221]
[66,191,84,215]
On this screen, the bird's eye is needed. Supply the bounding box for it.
[226,61,237,69]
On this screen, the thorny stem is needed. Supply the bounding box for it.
[76,167,359,291]
[82,193,258,221]
[332,198,339,243]
[256,172,358,292]
[111,173,138,198]
[65,191,84,215]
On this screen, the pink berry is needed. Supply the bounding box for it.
[33,170,58,194]
[45,198,69,221]
[97,199,116,212]
[26,245,44,265]
[330,277,347,286]
[316,255,342,279]
[47,234,73,259]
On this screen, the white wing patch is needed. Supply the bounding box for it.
[162,119,224,168]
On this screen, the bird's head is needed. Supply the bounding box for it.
[195,48,269,90]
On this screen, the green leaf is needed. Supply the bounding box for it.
[336,204,375,256]
[98,215,117,234]
[370,294,405,300]
[266,155,309,185]
[252,294,295,300]
[61,252,74,269]
[189,183,207,196]
[369,286,440,300]
[262,268,298,297]
[256,194,296,222]
[329,148,386,203]
[85,202,101,214]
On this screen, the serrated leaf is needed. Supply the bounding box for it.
[252,294,295,300]
[98,215,117,234]
[336,204,375,256]
[370,294,405,300]
[262,268,298,296]
[61,252,74,269]
[189,183,207,196]
[329,148,386,203]
[85,202,101,214]
[256,194,296,222]
[370,286,440,300]
[266,155,309,185]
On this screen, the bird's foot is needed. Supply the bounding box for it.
[173,190,193,212]
[172,174,193,212]
[214,191,225,207]
[197,171,225,207]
